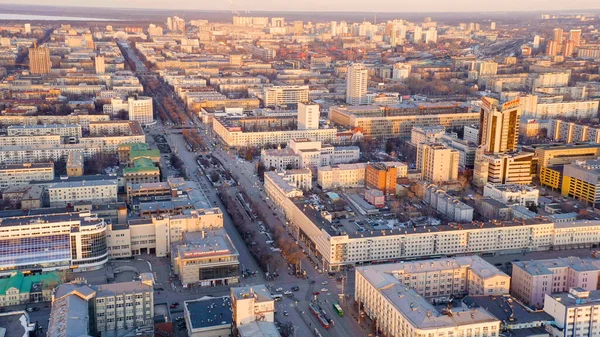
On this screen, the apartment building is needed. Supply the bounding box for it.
[7,124,82,139]
[47,179,118,207]
[419,142,459,183]
[318,163,367,189]
[543,288,600,337]
[511,257,600,308]
[0,135,61,146]
[261,85,309,107]
[534,100,599,119]
[49,276,154,335]
[346,63,368,105]
[213,116,337,147]
[0,114,110,129]
[548,119,600,144]
[366,163,397,195]
[0,162,54,189]
[0,212,108,275]
[231,285,275,326]
[355,259,502,337]
[104,96,153,125]
[89,120,143,136]
[422,183,474,222]
[329,103,478,139]
[483,183,539,206]
[172,230,239,287]
[107,209,224,258]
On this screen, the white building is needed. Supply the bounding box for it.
[411,125,447,147]
[0,162,54,190]
[535,100,599,119]
[544,288,600,337]
[318,163,367,189]
[355,258,502,337]
[297,102,319,130]
[127,95,153,125]
[261,138,359,171]
[483,183,539,206]
[392,63,411,80]
[261,86,309,107]
[7,124,82,140]
[231,285,275,326]
[47,179,118,207]
[463,125,479,144]
[418,142,460,183]
[346,63,368,105]
[422,183,474,222]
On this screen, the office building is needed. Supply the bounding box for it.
[478,97,520,154]
[231,284,275,326]
[318,163,367,189]
[183,296,233,337]
[329,103,478,139]
[483,183,539,206]
[261,86,309,107]
[0,212,108,275]
[366,163,397,195]
[49,276,154,335]
[346,63,368,105]
[543,288,600,337]
[127,96,153,125]
[511,257,600,308]
[355,258,502,337]
[562,159,600,207]
[418,142,459,183]
[0,162,54,190]
[260,138,360,171]
[171,230,239,287]
[28,44,51,74]
[410,126,447,147]
[47,179,118,207]
[297,102,319,130]
[473,151,534,186]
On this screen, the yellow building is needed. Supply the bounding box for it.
[365,163,397,195]
[533,143,600,174]
[561,159,600,206]
[540,166,563,190]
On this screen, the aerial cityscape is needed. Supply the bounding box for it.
[1,2,600,337]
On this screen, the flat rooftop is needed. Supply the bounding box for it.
[462,295,553,324]
[513,257,600,276]
[185,296,232,330]
[231,284,272,302]
[0,211,103,228]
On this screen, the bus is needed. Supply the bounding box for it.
[333,303,344,317]
[317,314,330,329]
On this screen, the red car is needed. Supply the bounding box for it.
[313,291,320,296]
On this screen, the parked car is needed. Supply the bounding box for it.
[291,286,300,291]
[321,281,328,285]
[321,288,328,292]
[275,287,283,292]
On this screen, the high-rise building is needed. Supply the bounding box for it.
[28,44,51,75]
[553,28,564,45]
[490,21,496,30]
[293,21,303,35]
[569,29,582,47]
[346,63,368,105]
[533,35,541,49]
[563,40,575,57]
[478,97,521,154]
[330,21,338,36]
[297,102,320,130]
[413,25,422,43]
[271,17,284,28]
[546,40,559,56]
[127,95,153,125]
[419,142,459,183]
[424,27,438,43]
[95,55,105,74]
[365,163,397,195]
[24,23,31,34]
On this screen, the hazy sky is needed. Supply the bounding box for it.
[1,0,599,12]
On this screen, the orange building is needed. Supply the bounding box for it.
[365,163,397,195]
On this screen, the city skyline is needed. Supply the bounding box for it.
[0,0,599,13]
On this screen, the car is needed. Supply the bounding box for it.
[26,308,34,313]
[175,317,185,321]
[283,311,289,316]
[308,280,316,284]
[321,281,328,285]
[313,291,320,296]
[154,287,164,291]
[284,291,293,296]
[291,286,300,291]
[321,288,328,292]
[275,287,283,292]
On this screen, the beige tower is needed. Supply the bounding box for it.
[478,97,521,154]
[28,43,51,75]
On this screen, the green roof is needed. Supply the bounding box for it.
[130,149,161,160]
[132,157,155,168]
[121,143,150,152]
[0,271,62,295]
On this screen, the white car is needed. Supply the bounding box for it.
[275,287,284,292]
[321,288,328,292]
[321,281,328,285]
[284,291,293,296]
